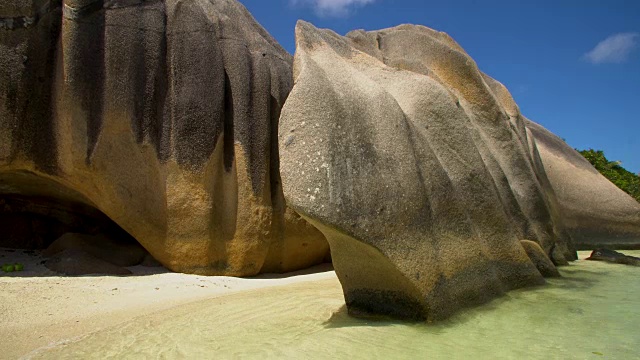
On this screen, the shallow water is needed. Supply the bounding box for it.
[31,252,640,359]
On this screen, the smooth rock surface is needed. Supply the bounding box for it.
[526,120,640,249]
[0,0,328,275]
[279,21,575,320]
[520,240,560,277]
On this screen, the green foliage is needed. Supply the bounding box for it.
[578,149,640,203]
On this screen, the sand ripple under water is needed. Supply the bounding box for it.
[26,252,640,359]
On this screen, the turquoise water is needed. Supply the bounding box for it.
[32,252,640,359]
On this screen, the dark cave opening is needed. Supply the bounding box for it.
[0,172,140,251]
[0,193,137,250]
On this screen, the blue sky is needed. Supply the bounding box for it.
[241,0,640,173]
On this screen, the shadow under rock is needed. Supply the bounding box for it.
[0,248,169,278]
[322,259,617,330]
[251,262,335,280]
[323,304,422,329]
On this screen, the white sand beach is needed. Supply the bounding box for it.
[2,250,640,359]
[0,248,336,359]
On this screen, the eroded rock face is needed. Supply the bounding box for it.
[279,21,574,320]
[520,240,560,278]
[526,120,640,250]
[0,0,328,275]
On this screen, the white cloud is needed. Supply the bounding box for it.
[291,0,375,17]
[584,32,639,64]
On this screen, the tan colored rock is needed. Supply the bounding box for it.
[520,240,560,278]
[279,21,574,320]
[526,120,640,249]
[0,0,328,275]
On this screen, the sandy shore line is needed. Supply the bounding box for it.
[0,250,602,359]
[0,248,336,359]
[12,250,638,360]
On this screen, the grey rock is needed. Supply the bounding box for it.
[279,21,574,321]
[586,249,640,266]
[526,120,640,250]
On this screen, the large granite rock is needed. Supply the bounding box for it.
[279,21,572,320]
[526,120,640,250]
[0,0,328,275]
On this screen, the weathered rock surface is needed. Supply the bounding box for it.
[520,240,560,278]
[279,21,573,320]
[0,0,328,275]
[586,249,640,266]
[526,120,640,250]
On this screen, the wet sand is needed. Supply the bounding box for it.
[2,250,640,359]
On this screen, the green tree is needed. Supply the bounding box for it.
[578,149,640,203]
